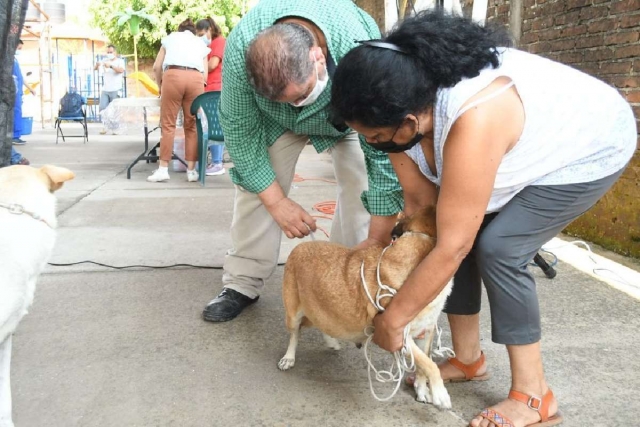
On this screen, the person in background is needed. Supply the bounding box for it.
[196,17,227,177]
[331,11,635,427]
[94,44,125,135]
[149,19,210,183]
[12,40,35,146]
[10,147,29,165]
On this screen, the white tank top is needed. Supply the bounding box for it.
[405,48,636,213]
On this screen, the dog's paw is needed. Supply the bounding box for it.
[278,357,295,371]
[414,377,432,404]
[429,384,452,409]
[323,334,341,351]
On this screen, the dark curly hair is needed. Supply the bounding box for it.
[331,10,512,128]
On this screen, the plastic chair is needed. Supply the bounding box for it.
[191,91,224,185]
[55,94,88,144]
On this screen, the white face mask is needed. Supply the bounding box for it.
[290,56,328,108]
[106,53,115,60]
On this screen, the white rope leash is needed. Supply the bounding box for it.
[431,323,455,359]
[362,324,414,402]
[360,246,416,402]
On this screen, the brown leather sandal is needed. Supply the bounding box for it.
[445,351,491,383]
[475,388,563,426]
[405,351,490,386]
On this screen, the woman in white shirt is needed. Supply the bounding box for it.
[331,10,635,427]
[149,19,210,183]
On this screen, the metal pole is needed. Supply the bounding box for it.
[471,0,489,24]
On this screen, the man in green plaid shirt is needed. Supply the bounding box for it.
[203,0,404,322]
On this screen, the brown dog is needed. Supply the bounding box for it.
[279,205,453,408]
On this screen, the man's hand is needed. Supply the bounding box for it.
[264,197,317,239]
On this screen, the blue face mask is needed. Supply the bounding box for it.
[201,35,210,46]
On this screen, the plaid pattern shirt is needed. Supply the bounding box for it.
[220,0,403,216]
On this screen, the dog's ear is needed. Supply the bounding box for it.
[404,205,438,237]
[39,165,75,192]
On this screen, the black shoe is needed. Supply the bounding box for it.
[12,138,26,145]
[202,288,259,322]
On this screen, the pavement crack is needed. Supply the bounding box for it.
[57,167,127,217]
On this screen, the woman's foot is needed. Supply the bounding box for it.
[205,163,225,176]
[470,389,561,427]
[147,167,170,182]
[406,351,489,385]
[186,169,199,182]
[440,351,489,382]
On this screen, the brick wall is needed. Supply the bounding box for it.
[486,0,512,26]
[488,0,640,258]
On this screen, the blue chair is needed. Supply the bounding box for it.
[55,92,88,144]
[190,91,224,185]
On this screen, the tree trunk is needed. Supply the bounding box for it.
[0,0,29,167]
[134,35,140,97]
[354,0,387,32]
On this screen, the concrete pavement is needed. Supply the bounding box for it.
[7,124,640,426]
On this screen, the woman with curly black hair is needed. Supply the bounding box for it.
[331,10,635,427]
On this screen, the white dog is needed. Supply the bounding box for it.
[0,165,74,427]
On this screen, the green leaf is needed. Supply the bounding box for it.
[116,15,129,26]
[129,15,140,35]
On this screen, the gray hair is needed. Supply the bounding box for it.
[245,23,315,100]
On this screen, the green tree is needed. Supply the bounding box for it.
[90,0,247,59]
[113,6,156,95]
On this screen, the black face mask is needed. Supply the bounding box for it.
[369,132,423,153]
[366,118,423,154]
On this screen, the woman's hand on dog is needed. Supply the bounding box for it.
[265,197,317,239]
[373,312,405,352]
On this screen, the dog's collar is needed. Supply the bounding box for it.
[0,202,53,228]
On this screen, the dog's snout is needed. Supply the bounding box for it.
[391,223,404,240]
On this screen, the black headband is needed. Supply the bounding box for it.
[356,40,408,54]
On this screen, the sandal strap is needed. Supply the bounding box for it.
[508,388,555,422]
[479,408,515,427]
[447,351,485,380]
